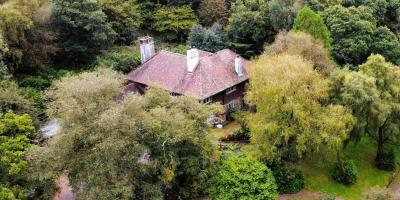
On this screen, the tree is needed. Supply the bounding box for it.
[0,0,56,74]
[100,0,142,45]
[293,6,332,49]
[322,5,376,65]
[268,0,303,31]
[38,68,220,199]
[370,26,400,65]
[198,0,228,27]
[52,0,116,65]
[187,23,225,52]
[209,155,278,200]
[0,111,34,199]
[357,55,400,170]
[0,32,8,78]
[265,31,334,76]
[152,5,197,41]
[246,54,354,162]
[305,0,342,11]
[227,0,274,57]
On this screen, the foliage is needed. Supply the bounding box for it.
[100,0,142,45]
[187,23,226,52]
[97,51,141,73]
[0,0,57,74]
[265,31,334,76]
[306,0,341,11]
[209,155,278,200]
[362,186,393,200]
[227,0,274,57]
[0,32,8,78]
[0,111,34,199]
[268,0,303,31]
[358,55,400,170]
[375,147,396,171]
[152,5,197,41]
[332,159,358,185]
[198,0,228,27]
[322,5,376,65]
[272,164,305,194]
[370,26,400,65]
[246,53,354,162]
[38,68,220,199]
[293,6,332,49]
[0,80,33,118]
[52,0,116,65]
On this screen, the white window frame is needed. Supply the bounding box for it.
[226,86,237,94]
[227,101,236,109]
[203,97,212,104]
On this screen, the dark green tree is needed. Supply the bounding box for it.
[293,6,332,49]
[52,0,116,65]
[370,26,400,65]
[187,23,226,52]
[323,5,376,65]
[227,0,274,57]
[268,0,303,31]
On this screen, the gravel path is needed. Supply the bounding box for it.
[53,175,76,200]
[279,192,344,200]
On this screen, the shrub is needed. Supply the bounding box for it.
[232,127,250,141]
[272,165,305,194]
[332,159,358,185]
[19,69,70,91]
[97,52,141,73]
[209,155,278,200]
[376,148,396,171]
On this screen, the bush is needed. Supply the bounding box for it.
[332,159,358,185]
[272,165,305,194]
[376,148,396,171]
[97,51,141,73]
[209,155,278,200]
[232,127,250,141]
[19,69,70,91]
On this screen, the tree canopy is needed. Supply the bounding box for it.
[38,68,221,199]
[246,53,354,162]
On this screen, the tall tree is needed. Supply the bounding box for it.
[100,0,142,45]
[227,0,274,57]
[265,31,334,76]
[370,26,400,65]
[52,0,116,65]
[246,53,354,162]
[187,23,226,52]
[268,0,303,31]
[292,6,332,49]
[358,55,400,169]
[152,5,197,41]
[322,5,376,65]
[38,68,220,199]
[198,0,228,27]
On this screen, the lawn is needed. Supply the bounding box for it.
[209,122,240,145]
[299,138,393,199]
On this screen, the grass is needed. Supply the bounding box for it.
[299,138,393,200]
[209,122,240,145]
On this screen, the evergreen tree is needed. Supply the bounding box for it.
[187,23,225,52]
[53,0,116,65]
[198,0,228,27]
[293,6,332,49]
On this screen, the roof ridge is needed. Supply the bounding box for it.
[160,49,185,57]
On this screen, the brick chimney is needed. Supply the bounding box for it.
[187,48,199,73]
[139,36,155,64]
[235,56,243,76]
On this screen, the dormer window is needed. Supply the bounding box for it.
[170,92,179,97]
[203,97,212,104]
[226,86,237,94]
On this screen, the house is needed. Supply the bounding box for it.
[125,36,250,117]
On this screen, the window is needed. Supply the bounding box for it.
[226,86,237,94]
[227,101,236,109]
[203,97,212,104]
[170,92,179,97]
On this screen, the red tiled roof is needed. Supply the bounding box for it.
[126,49,250,100]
